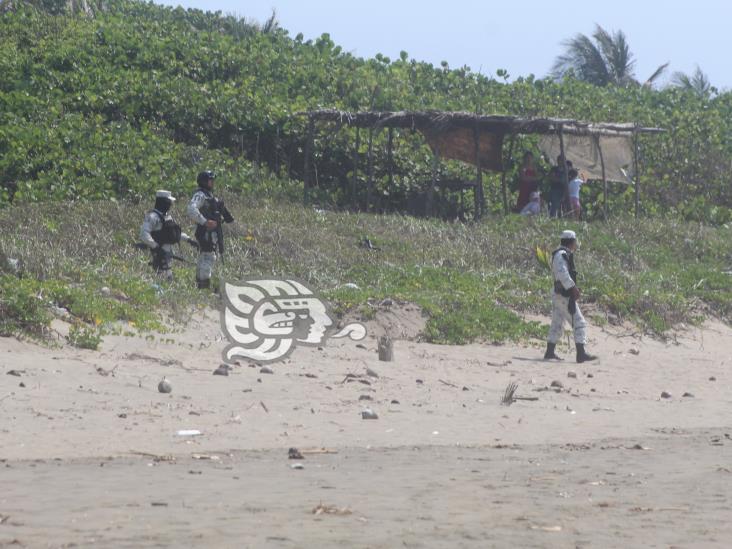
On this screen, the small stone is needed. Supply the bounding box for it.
[587,373,594,378]
[6,370,22,377]
[709,376,716,381]
[361,409,379,420]
[317,347,324,351]
[157,378,172,394]
[290,463,304,470]
[366,368,379,378]
[661,391,672,399]
[260,366,274,375]
[288,447,304,460]
[118,413,127,418]
[380,298,394,307]
[100,286,111,297]
[358,395,372,401]
[590,388,596,392]
[391,399,400,405]
[462,386,469,391]
[567,371,578,379]
[213,364,230,376]
[416,379,424,385]
[19,382,25,388]
[550,380,564,389]
[629,348,640,355]
[682,392,695,398]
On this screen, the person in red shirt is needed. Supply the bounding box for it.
[515,151,539,212]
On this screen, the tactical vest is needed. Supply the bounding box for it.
[150,211,182,245]
[552,246,577,296]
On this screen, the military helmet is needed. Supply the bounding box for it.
[197,170,216,186]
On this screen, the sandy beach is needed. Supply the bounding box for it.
[2,307,731,548]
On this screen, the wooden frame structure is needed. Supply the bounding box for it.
[299,109,664,219]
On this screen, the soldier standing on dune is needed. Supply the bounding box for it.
[188,170,234,289]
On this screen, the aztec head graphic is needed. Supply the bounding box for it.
[221,279,366,364]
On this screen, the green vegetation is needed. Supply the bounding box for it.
[0,0,730,221]
[0,1,730,346]
[2,198,730,346]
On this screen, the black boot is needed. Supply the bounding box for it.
[196,278,210,289]
[576,343,597,363]
[544,342,563,360]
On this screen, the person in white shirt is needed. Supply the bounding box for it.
[544,230,597,363]
[566,168,584,219]
[520,191,541,216]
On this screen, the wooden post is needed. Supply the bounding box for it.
[473,123,483,221]
[387,127,394,192]
[366,127,374,212]
[378,335,393,362]
[303,116,314,205]
[558,125,568,217]
[351,126,360,209]
[596,135,608,221]
[255,131,261,183]
[275,124,281,176]
[500,132,516,215]
[633,129,640,219]
[427,149,438,217]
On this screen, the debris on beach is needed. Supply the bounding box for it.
[567,371,577,378]
[157,378,172,394]
[288,447,304,460]
[312,503,352,516]
[501,382,539,406]
[550,380,564,389]
[260,366,274,374]
[378,336,393,361]
[682,392,695,398]
[213,364,230,376]
[366,367,380,378]
[661,391,672,399]
[290,462,304,470]
[361,409,378,420]
[176,429,202,437]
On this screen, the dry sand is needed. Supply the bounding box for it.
[1,305,731,548]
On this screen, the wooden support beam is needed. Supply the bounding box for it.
[427,150,439,217]
[366,127,374,212]
[351,127,360,208]
[596,135,608,221]
[303,116,314,205]
[633,129,641,219]
[500,133,516,215]
[558,126,568,218]
[473,123,483,220]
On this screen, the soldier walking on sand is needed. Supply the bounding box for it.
[187,170,234,289]
[544,229,598,363]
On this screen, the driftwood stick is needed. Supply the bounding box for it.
[378,336,393,362]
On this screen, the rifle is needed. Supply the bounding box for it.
[209,199,234,264]
[133,242,194,265]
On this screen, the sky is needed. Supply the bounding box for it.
[154,0,732,90]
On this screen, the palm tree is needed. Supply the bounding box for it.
[551,24,668,87]
[670,66,714,98]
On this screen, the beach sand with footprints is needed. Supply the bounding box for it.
[2,305,731,547]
